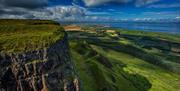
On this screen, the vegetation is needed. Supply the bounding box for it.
[68,26,180,91]
[0,19,65,53]
[1,20,180,91]
[117,29,180,43]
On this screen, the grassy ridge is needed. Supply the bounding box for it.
[0,19,64,53]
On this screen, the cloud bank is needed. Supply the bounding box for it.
[82,0,131,6]
[0,0,116,21]
[0,5,87,21]
[0,0,179,22]
[81,0,161,7]
[0,0,48,9]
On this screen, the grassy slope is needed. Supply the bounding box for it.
[68,27,180,91]
[70,41,143,91]
[92,45,180,91]
[0,19,64,53]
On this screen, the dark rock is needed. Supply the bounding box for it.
[0,35,79,91]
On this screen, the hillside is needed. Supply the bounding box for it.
[0,20,79,91]
[67,25,180,91]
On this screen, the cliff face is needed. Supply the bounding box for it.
[0,34,79,91]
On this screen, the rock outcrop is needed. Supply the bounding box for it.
[0,33,79,91]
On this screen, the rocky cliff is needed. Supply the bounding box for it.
[0,33,79,91]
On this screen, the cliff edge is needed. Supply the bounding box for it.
[0,19,79,91]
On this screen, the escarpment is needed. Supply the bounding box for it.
[0,20,79,91]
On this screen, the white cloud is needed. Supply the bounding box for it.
[135,0,160,7]
[86,11,111,16]
[176,16,180,19]
[32,6,87,21]
[82,0,161,7]
[133,18,152,21]
[0,5,86,21]
[143,11,180,15]
[0,5,113,22]
[0,15,28,19]
[82,0,131,6]
[140,11,180,20]
[47,6,86,18]
[148,4,180,8]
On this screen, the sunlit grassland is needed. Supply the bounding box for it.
[0,19,64,53]
[92,45,180,91]
[70,40,144,91]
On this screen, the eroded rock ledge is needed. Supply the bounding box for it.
[0,34,79,91]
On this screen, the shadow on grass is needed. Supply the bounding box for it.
[121,34,180,53]
[70,38,152,91]
[86,37,180,74]
[86,59,152,91]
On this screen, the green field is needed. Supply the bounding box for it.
[68,27,180,91]
[0,19,64,53]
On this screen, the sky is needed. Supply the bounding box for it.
[0,0,180,22]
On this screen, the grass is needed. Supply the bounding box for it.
[92,45,180,91]
[116,29,180,43]
[68,27,180,91]
[0,19,65,53]
[70,39,151,91]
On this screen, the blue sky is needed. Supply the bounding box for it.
[0,0,180,21]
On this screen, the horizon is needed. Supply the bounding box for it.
[0,0,180,22]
